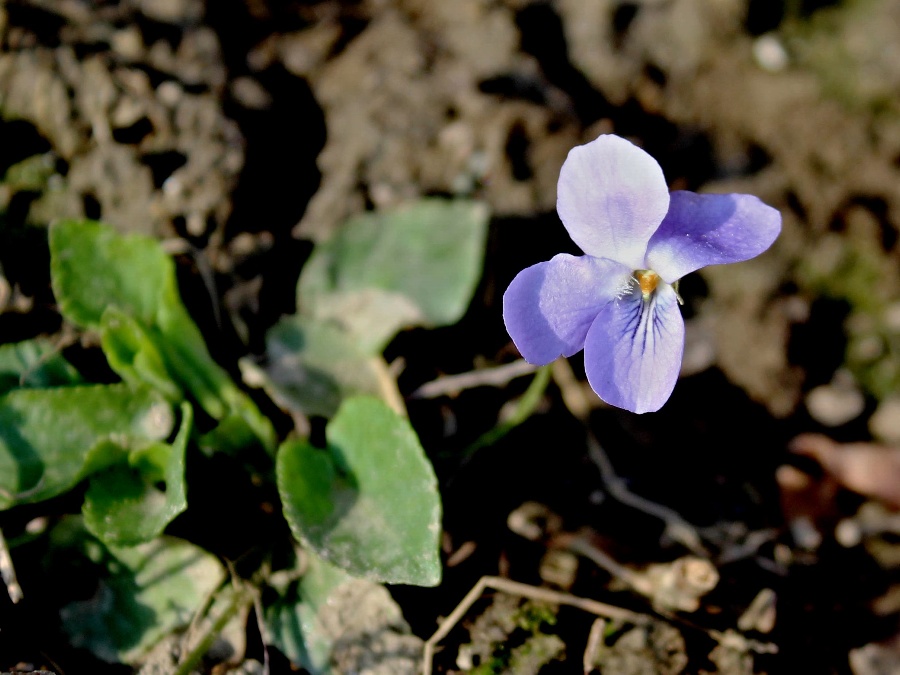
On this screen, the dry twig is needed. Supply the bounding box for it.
[552,358,707,555]
[422,575,651,675]
[0,527,23,603]
[412,360,537,399]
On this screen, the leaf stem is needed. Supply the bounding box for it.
[173,581,255,675]
[461,364,551,458]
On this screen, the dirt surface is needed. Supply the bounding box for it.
[4,0,900,673]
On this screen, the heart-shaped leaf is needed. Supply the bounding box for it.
[277,396,441,586]
[297,199,489,353]
[0,383,174,509]
[82,403,192,546]
[244,315,383,419]
[265,552,421,674]
[58,520,226,664]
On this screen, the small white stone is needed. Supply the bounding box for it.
[156,80,183,108]
[835,518,862,548]
[869,397,900,443]
[753,34,790,73]
[230,77,272,111]
[805,373,865,426]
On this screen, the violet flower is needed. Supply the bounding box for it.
[503,134,781,414]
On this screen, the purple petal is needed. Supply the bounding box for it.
[503,253,632,364]
[646,191,782,283]
[557,135,670,268]
[583,283,684,414]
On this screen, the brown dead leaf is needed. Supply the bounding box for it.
[790,434,900,509]
[776,463,837,550]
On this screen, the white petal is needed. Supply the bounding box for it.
[557,135,669,268]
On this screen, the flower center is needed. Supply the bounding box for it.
[634,269,660,300]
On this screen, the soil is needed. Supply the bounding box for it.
[3,0,900,673]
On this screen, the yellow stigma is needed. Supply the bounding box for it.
[635,270,660,299]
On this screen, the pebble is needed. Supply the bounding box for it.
[753,34,789,73]
[805,372,865,426]
[869,397,900,443]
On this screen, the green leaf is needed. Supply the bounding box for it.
[0,338,83,395]
[99,306,182,401]
[0,383,174,509]
[265,553,353,673]
[50,219,174,329]
[297,198,489,353]
[265,552,421,674]
[245,315,382,419]
[196,410,267,456]
[277,396,442,586]
[58,522,226,664]
[49,219,276,452]
[82,403,192,546]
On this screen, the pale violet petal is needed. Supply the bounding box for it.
[646,191,782,283]
[583,283,684,414]
[503,254,632,365]
[557,134,670,268]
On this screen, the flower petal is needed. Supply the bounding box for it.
[583,283,684,414]
[503,253,632,364]
[557,134,670,268]
[646,191,782,283]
